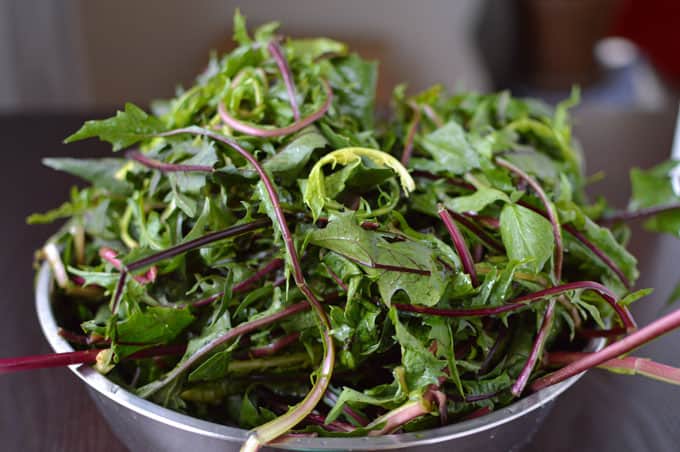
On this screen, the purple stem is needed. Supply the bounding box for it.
[511,299,556,396]
[268,40,300,121]
[154,127,334,448]
[0,344,185,375]
[518,201,632,290]
[600,204,680,224]
[438,205,478,286]
[394,281,637,332]
[497,155,564,399]
[250,332,301,358]
[234,258,285,293]
[496,157,563,281]
[323,264,348,292]
[335,251,431,275]
[562,224,632,290]
[218,79,332,138]
[109,218,270,313]
[139,301,310,390]
[531,306,680,391]
[400,101,421,166]
[447,210,504,253]
[126,150,214,173]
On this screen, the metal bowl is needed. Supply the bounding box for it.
[36,262,598,452]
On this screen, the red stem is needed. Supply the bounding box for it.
[0,344,186,375]
[511,300,556,396]
[438,205,478,286]
[218,79,332,138]
[447,210,504,253]
[126,150,214,173]
[250,332,301,358]
[100,247,157,284]
[394,281,637,332]
[323,264,348,292]
[268,40,300,121]
[531,306,680,391]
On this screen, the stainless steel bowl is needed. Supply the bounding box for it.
[36,262,598,452]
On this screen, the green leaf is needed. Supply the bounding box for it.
[499,203,554,273]
[289,38,348,60]
[304,147,415,221]
[188,349,232,382]
[42,158,133,195]
[64,103,165,151]
[308,213,447,306]
[442,186,509,213]
[330,54,378,129]
[389,308,446,391]
[232,9,251,45]
[263,127,327,182]
[420,121,481,175]
[114,306,194,357]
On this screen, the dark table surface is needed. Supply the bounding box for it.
[1,111,680,452]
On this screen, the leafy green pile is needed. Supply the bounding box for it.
[29,11,680,451]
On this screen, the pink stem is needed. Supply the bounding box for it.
[394,281,637,332]
[126,150,214,173]
[268,40,300,121]
[545,351,680,385]
[367,391,434,435]
[531,307,680,391]
[438,205,479,286]
[250,332,301,357]
[99,247,157,284]
[422,104,444,128]
[217,79,332,137]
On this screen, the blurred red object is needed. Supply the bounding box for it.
[612,0,680,80]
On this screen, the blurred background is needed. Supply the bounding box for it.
[2,1,680,451]
[0,0,678,113]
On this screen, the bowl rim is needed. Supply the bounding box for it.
[35,262,596,450]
